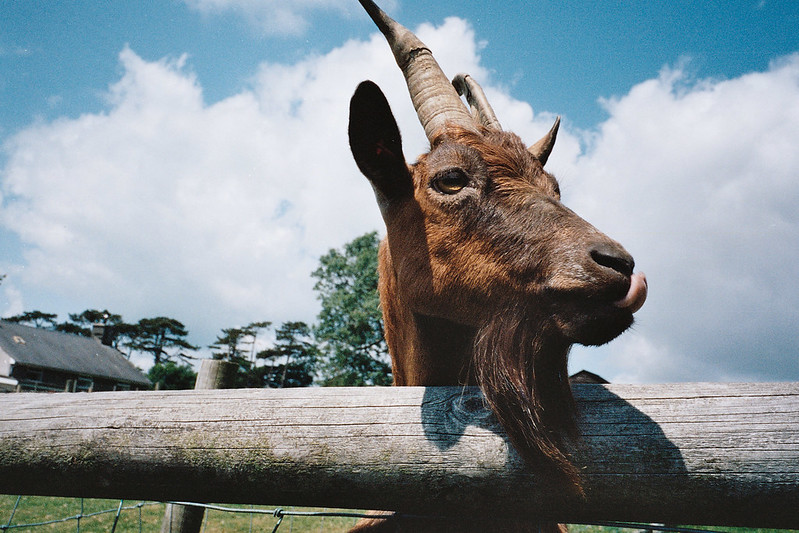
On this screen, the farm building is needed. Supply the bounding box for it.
[569,369,610,384]
[0,320,150,392]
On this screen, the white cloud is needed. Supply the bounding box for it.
[1,283,24,318]
[566,54,799,383]
[2,16,798,383]
[0,18,496,363]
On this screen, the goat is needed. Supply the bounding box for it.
[348,1,647,530]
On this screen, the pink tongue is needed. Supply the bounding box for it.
[614,272,648,313]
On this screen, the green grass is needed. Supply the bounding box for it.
[0,496,360,532]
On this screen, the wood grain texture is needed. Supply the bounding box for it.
[161,359,237,533]
[1,383,797,528]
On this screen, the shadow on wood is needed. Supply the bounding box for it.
[1,383,797,528]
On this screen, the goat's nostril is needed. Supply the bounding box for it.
[590,244,635,277]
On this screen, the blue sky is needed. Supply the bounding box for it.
[4,1,797,132]
[1,0,798,382]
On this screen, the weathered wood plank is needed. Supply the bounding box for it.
[1,383,797,528]
[161,359,238,533]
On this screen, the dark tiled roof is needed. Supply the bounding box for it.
[0,320,150,386]
[569,369,610,384]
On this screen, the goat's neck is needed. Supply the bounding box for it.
[404,311,476,386]
[379,245,476,386]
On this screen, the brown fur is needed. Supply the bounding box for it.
[349,80,639,531]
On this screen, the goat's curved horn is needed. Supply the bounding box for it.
[359,0,476,140]
[528,116,561,165]
[452,73,502,130]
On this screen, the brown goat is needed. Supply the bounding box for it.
[348,1,647,530]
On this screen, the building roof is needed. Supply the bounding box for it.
[569,369,610,384]
[0,320,150,387]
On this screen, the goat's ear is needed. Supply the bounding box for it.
[349,81,412,210]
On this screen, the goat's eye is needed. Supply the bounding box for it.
[433,170,469,194]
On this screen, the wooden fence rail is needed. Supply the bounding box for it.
[1,383,798,528]
[161,358,238,533]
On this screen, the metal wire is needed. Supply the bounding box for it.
[168,502,378,520]
[0,500,158,532]
[109,499,124,533]
[2,497,21,531]
[168,503,740,533]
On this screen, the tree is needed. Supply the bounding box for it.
[107,321,141,353]
[209,321,271,387]
[242,320,272,363]
[55,309,123,339]
[210,327,249,361]
[125,317,196,365]
[210,326,251,387]
[147,361,197,390]
[5,310,58,329]
[257,321,318,388]
[54,322,92,337]
[312,232,391,386]
[68,309,122,328]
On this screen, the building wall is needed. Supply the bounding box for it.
[11,364,147,392]
[0,348,13,377]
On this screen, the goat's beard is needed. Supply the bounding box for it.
[473,305,581,489]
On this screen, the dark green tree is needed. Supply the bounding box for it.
[312,232,391,386]
[5,310,58,329]
[54,322,92,337]
[242,320,272,362]
[257,321,318,388]
[210,326,252,387]
[125,317,196,365]
[209,321,271,387]
[108,321,141,353]
[210,327,248,361]
[55,309,124,339]
[68,309,122,327]
[147,361,197,390]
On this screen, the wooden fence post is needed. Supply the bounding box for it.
[160,359,238,533]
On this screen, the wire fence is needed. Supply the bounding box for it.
[3,495,788,533]
[0,496,364,533]
[2,497,154,532]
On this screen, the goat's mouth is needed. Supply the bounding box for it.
[614,272,648,314]
[548,271,648,346]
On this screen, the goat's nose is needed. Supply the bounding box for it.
[590,243,635,277]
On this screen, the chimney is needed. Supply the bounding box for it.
[91,323,114,346]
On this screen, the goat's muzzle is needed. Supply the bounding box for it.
[588,242,648,314]
[614,271,648,314]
